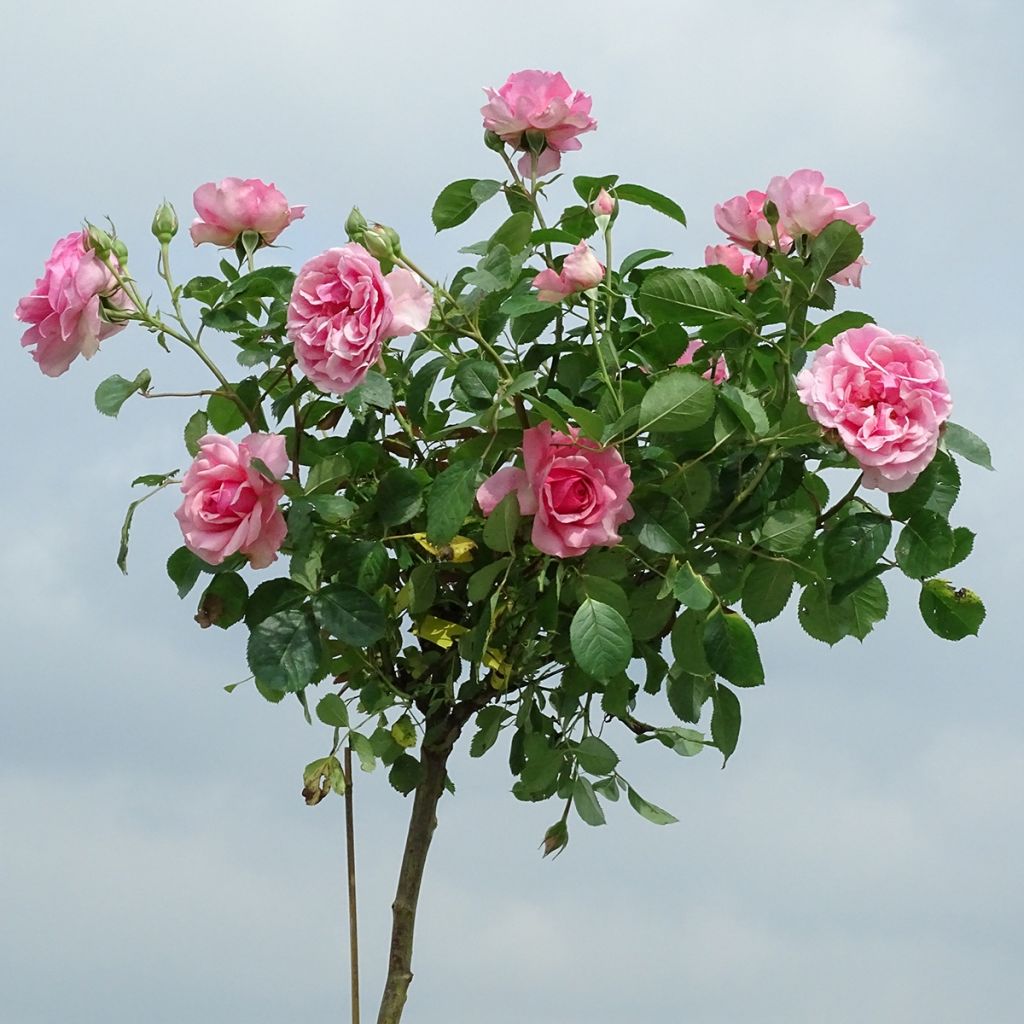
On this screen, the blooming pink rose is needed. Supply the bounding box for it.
[796,325,952,492]
[287,243,433,395]
[477,422,634,558]
[764,169,874,239]
[676,339,729,385]
[15,230,130,377]
[175,433,289,569]
[533,242,605,303]
[704,244,768,286]
[591,188,615,217]
[189,177,305,247]
[481,70,596,177]
[830,255,866,288]
[714,190,788,250]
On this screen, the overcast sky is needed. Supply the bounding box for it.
[2,2,1022,1022]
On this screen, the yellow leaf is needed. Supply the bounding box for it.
[411,533,477,563]
[413,615,468,650]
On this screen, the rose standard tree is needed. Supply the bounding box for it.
[16,69,990,1024]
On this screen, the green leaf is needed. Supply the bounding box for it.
[245,578,306,627]
[247,608,322,693]
[347,370,393,413]
[807,311,874,350]
[544,390,605,442]
[312,584,387,646]
[572,174,619,203]
[889,452,960,520]
[489,211,533,255]
[718,384,769,436]
[375,468,425,526]
[468,558,510,603]
[182,275,225,306]
[742,559,795,624]
[316,693,350,728]
[454,359,500,404]
[943,422,994,471]
[207,390,246,434]
[626,785,678,825]
[573,776,606,826]
[950,527,975,568]
[895,510,955,579]
[667,669,713,724]
[464,244,515,292]
[220,266,295,304]
[711,684,741,765]
[847,577,889,640]
[426,458,481,544]
[614,183,686,226]
[389,754,424,795]
[635,494,691,554]
[482,490,520,552]
[703,608,764,687]
[577,577,631,619]
[619,248,672,277]
[638,369,716,433]
[575,736,619,776]
[919,579,985,640]
[809,221,864,290]
[673,562,715,611]
[638,269,743,326]
[570,599,633,680]
[309,495,356,524]
[432,178,502,230]
[183,410,208,456]
[349,732,377,773]
[759,510,816,555]
[196,571,248,629]
[798,581,854,645]
[95,369,151,417]
[822,513,892,581]
[166,546,204,598]
[470,705,511,757]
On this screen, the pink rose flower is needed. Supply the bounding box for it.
[591,188,615,217]
[533,241,605,303]
[764,169,874,239]
[175,432,289,569]
[714,190,788,250]
[481,70,596,178]
[795,325,952,493]
[287,243,433,395]
[189,177,305,247]
[676,339,729,385]
[477,422,634,558]
[704,244,768,286]
[15,230,130,377]
[830,255,867,288]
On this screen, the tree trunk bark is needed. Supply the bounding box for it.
[375,714,462,1024]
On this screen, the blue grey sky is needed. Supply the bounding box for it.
[1,2,1021,1021]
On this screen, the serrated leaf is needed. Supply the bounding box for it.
[316,693,350,728]
[482,490,520,552]
[575,736,619,775]
[673,562,714,610]
[895,510,955,579]
[626,785,678,825]
[809,221,863,291]
[943,422,994,471]
[312,584,386,646]
[919,579,985,640]
[246,608,321,693]
[614,184,686,226]
[711,684,741,765]
[426,458,481,545]
[822,513,892,582]
[184,410,209,457]
[570,599,633,680]
[573,776,606,826]
[619,248,673,276]
[638,369,716,433]
[758,509,815,555]
[889,451,960,520]
[703,608,764,687]
[742,559,795,623]
[432,178,501,230]
[638,269,744,326]
[719,384,769,436]
[95,369,151,417]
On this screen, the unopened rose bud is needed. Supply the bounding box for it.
[541,820,568,858]
[363,223,401,262]
[345,206,368,241]
[763,199,780,228]
[151,200,179,244]
[84,224,113,258]
[483,129,505,152]
[111,238,129,265]
[591,188,616,217]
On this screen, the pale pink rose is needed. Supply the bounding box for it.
[481,70,596,178]
[764,169,874,240]
[796,325,952,493]
[189,177,305,247]
[714,190,789,250]
[477,422,633,558]
[676,339,729,385]
[533,241,605,303]
[591,188,615,217]
[830,255,867,288]
[287,243,432,395]
[15,230,130,377]
[175,433,289,569]
[704,244,768,286]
